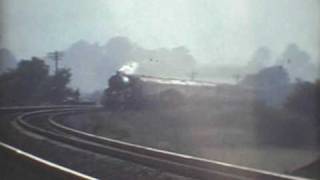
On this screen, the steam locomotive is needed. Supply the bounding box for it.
[101,71,224,109]
[101,71,142,108]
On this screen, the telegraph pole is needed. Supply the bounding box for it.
[234,74,240,83]
[47,51,63,75]
[190,71,198,81]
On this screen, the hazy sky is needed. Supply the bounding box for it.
[1,0,319,65]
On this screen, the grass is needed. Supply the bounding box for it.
[63,96,319,174]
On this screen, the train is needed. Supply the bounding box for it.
[101,71,255,109]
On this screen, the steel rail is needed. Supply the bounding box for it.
[0,105,100,113]
[13,107,314,180]
[48,111,312,180]
[0,141,97,180]
[17,109,241,180]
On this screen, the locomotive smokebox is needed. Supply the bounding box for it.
[102,71,143,109]
[108,71,130,90]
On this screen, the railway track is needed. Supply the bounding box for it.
[0,106,315,180]
[0,141,97,180]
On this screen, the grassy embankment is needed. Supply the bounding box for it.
[64,96,319,173]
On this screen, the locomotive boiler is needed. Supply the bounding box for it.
[101,70,228,109]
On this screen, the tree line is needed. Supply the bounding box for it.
[0,57,79,106]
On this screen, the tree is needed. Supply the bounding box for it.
[0,48,17,74]
[247,46,272,73]
[0,57,77,106]
[240,66,290,106]
[284,80,320,144]
[241,66,289,88]
[277,43,317,81]
[285,80,320,120]
[0,57,50,105]
[47,68,74,104]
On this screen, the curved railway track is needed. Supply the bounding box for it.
[0,106,315,180]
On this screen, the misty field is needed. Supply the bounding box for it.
[63,97,319,173]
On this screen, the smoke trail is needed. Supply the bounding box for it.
[118,62,139,75]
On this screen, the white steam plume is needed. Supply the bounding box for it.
[118,62,139,75]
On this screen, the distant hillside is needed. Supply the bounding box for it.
[276,43,318,82]
[45,39,318,93]
[57,37,196,93]
[0,48,17,73]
